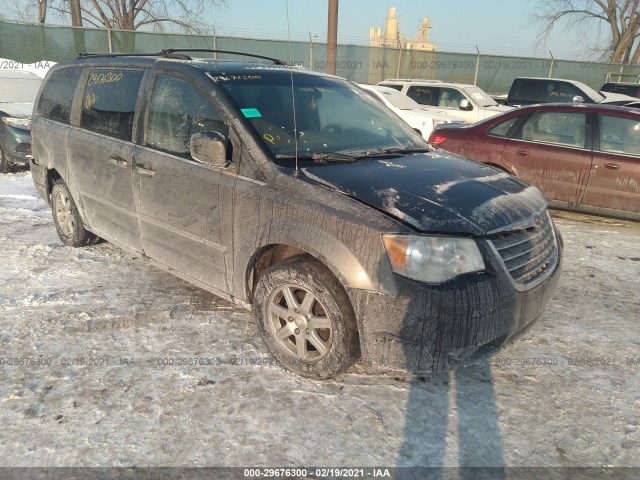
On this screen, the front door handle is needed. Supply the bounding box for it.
[516,150,530,157]
[603,163,620,170]
[134,164,156,177]
[109,157,128,168]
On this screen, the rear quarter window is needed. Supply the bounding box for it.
[37,68,83,123]
[406,86,436,105]
[488,115,524,137]
[511,80,546,103]
[80,69,144,141]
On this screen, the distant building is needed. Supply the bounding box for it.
[370,7,436,51]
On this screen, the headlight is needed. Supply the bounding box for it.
[382,234,485,283]
[2,117,31,130]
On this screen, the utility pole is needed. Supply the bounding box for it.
[70,0,83,27]
[327,0,338,75]
[309,33,318,70]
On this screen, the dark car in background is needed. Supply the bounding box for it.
[429,103,640,221]
[506,77,637,107]
[0,69,42,172]
[30,51,562,378]
[600,81,640,99]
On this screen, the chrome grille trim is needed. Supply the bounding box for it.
[489,212,558,290]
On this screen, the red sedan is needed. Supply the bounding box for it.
[429,103,640,221]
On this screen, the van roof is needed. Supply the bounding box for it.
[52,50,326,78]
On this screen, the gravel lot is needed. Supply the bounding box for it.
[0,169,638,473]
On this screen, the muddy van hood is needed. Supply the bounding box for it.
[302,152,547,236]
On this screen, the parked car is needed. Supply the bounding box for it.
[429,103,640,221]
[377,79,513,123]
[31,51,562,378]
[358,84,464,139]
[0,69,42,172]
[506,77,637,107]
[600,81,640,99]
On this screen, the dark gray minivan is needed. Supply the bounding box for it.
[30,51,562,378]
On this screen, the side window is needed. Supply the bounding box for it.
[488,115,523,138]
[406,86,435,106]
[37,68,83,123]
[513,81,546,103]
[437,88,465,109]
[599,115,640,155]
[81,69,144,141]
[383,84,403,91]
[610,85,640,97]
[545,82,581,103]
[146,74,227,159]
[513,111,587,148]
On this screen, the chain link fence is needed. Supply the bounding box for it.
[2,20,640,94]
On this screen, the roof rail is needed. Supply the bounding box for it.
[381,78,444,83]
[161,49,287,65]
[77,49,287,65]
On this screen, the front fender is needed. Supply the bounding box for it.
[233,221,377,302]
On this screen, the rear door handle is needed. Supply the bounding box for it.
[603,163,620,170]
[109,157,128,168]
[516,150,530,157]
[134,164,156,177]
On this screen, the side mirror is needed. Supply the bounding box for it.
[190,131,228,167]
[572,95,585,104]
[459,99,473,111]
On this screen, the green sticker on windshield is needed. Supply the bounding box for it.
[241,108,262,118]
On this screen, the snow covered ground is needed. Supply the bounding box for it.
[0,169,638,470]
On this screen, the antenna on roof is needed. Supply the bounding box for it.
[285,0,299,175]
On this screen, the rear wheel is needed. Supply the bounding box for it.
[51,179,98,247]
[254,255,360,379]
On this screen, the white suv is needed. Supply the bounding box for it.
[378,79,513,123]
[358,84,464,140]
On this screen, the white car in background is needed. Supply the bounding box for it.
[0,58,55,79]
[358,84,464,139]
[377,79,513,123]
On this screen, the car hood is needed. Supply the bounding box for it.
[0,102,34,118]
[301,152,547,236]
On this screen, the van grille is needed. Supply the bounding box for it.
[490,213,558,289]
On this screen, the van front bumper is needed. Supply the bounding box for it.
[347,233,563,373]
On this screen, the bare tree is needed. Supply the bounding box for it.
[38,0,48,23]
[534,0,640,63]
[11,0,225,32]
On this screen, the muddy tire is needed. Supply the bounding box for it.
[51,179,98,247]
[254,255,360,379]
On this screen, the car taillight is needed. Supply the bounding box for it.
[429,134,447,147]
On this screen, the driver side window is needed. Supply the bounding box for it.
[146,74,227,159]
[437,88,465,109]
[599,115,640,155]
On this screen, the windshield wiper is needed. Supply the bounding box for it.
[275,152,358,163]
[275,146,431,164]
[374,146,432,155]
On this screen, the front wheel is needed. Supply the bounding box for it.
[51,179,98,247]
[254,255,360,379]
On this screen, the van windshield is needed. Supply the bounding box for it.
[212,70,426,158]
